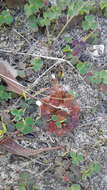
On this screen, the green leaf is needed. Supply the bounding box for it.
[88,70,107,85]
[4,15,13,25]
[25,117,34,125]
[51,115,58,121]
[70,152,84,166]
[76,62,90,75]
[68,90,79,98]
[28,15,38,28]
[0,85,11,101]
[15,117,34,134]
[91,22,97,30]
[0,10,13,25]
[102,70,107,84]
[24,4,36,17]
[56,121,62,128]
[18,185,26,190]
[104,8,107,16]
[0,15,5,25]
[64,36,73,43]
[79,2,94,15]
[68,1,78,17]
[70,151,77,158]
[35,118,43,127]
[63,45,72,53]
[91,162,102,173]
[19,171,34,185]
[100,0,107,10]
[82,15,97,31]
[43,6,61,21]
[29,0,44,8]
[24,0,44,17]
[39,6,61,27]
[88,71,103,84]
[57,0,71,9]
[31,58,43,71]
[82,162,101,180]
[77,154,84,162]
[68,0,88,17]
[82,21,90,31]
[67,184,81,190]
[38,17,50,26]
[11,109,24,121]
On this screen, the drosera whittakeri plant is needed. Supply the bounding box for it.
[37,77,80,136]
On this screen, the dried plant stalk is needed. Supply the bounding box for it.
[0,137,64,157]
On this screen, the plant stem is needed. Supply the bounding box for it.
[54,1,88,43]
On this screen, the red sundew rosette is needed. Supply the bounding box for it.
[40,87,80,136]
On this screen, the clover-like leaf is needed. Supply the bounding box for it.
[24,0,44,17]
[31,58,43,71]
[0,10,13,25]
[82,15,97,31]
[51,115,58,121]
[88,71,105,84]
[0,85,11,101]
[11,109,24,121]
[24,4,36,17]
[67,184,81,190]
[68,0,88,17]
[76,62,90,75]
[100,0,107,10]
[56,121,62,128]
[28,15,38,28]
[82,162,101,180]
[15,117,34,134]
[101,70,107,85]
[70,152,84,165]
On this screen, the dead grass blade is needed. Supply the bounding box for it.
[0,137,64,157]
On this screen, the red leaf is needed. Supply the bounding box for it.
[63,175,70,182]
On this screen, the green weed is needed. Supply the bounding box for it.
[67,184,81,190]
[76,62,90,75]
[0,9,13,25]
[88,70,107,85]
[18,171,38,190]
[11,109,24,121]
[100,0,107,16]
[0,85,11,101]
[15,117,34,134]
[82,15,98,31]
[81,162,102,180]
[70,152,84,166]
[31,58,43,71]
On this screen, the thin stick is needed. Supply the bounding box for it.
[0,48,92,91]
[30,60,63,88]
[0,49,64,61]
[13,29,31,45]
[0,136,64,157]
[0,74,26,89]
